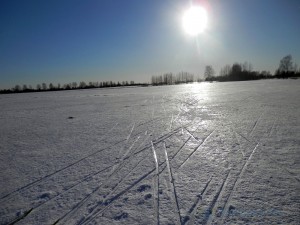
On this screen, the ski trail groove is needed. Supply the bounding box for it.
[171,136,192,160]
[220,143,260,224]
[107,136,141,180]
[0,120,143,203]
[126,132,152,159]
[0,138,127,202]
[151,141,160,225]
[234,129,252,143]
[157,136,194,178]
[132,119,198,158]
[132,127,182,157]
[169,114,174,131]
[177,129,215,170]
[72,114,201,224]
[123,136,140,158]
[46,133,149,223]
[163,143,182,225]
[268,118,277,137]
[249,110,265,137]
[101,151,150,211]
[7,208,33,225]
[184,128,200,143]
[6,164,114,225]
[77,119,199,223]
[52,134,147,220]
[126,123,135,141]
[66,121,214,225]
[8,119,197,224]
[69,151,150,225]
[183,177,212,225]
[55,135,150,224]
[79,162,162,225]
[233,130,245,158]
[204,171,231,225]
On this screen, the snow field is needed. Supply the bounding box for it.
[0,80,299,224]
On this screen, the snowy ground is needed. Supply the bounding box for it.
[0,80,299,225]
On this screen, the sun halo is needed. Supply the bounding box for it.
[182,6,208,36]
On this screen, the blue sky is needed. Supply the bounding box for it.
[0,0,299,89]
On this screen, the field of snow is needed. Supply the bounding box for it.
[0,80,299,225]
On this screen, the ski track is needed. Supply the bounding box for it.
[177,129,216,170]
[249,110,265,137]
[3,131,147,225]
[7,208,33,225]
[16,164,114,224]
[53,121,196,225]
[183,177,212,225]
[184,128,200,143]
[3,123,150,224]
[268,118,277,137]
[204,171,231,225]
[151,141,160,225]
[0,119,146,203]
[74,122,198,225]
[55,132,156,223]
[63,108,202,225]
[77,159,169,225]
[1,81,299,225]
[1,115,171,207]
[163,143,182,225]
[58,144,151,225]
[219,143,260,224]
[233,130,245,158]
[0,137,124,201]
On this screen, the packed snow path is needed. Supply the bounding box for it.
[0,80,299,225]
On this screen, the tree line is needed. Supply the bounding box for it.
[1,55,299,94]
[0,80,143,94]
[151,72,197,85]
[204,55,300,82]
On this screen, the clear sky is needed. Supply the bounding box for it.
[0,0,299,89]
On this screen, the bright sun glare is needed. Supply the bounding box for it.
[182,6,207,36]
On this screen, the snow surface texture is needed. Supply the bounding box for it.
[0,80,299,225]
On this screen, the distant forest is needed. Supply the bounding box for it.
[0,80,143,94]
[1,54,299,94]
[151,54,300,84]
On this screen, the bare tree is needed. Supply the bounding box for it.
[279,55,293,73]
[231,63,242,75]
[14,85,21,92]
[204,65,215,79]
[42,83,47,90]
[49,83,54,90]
[220,64,232,77]
[79,81,86,88]
[72,82,78,89]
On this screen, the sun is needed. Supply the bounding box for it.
[182,6,207,36]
